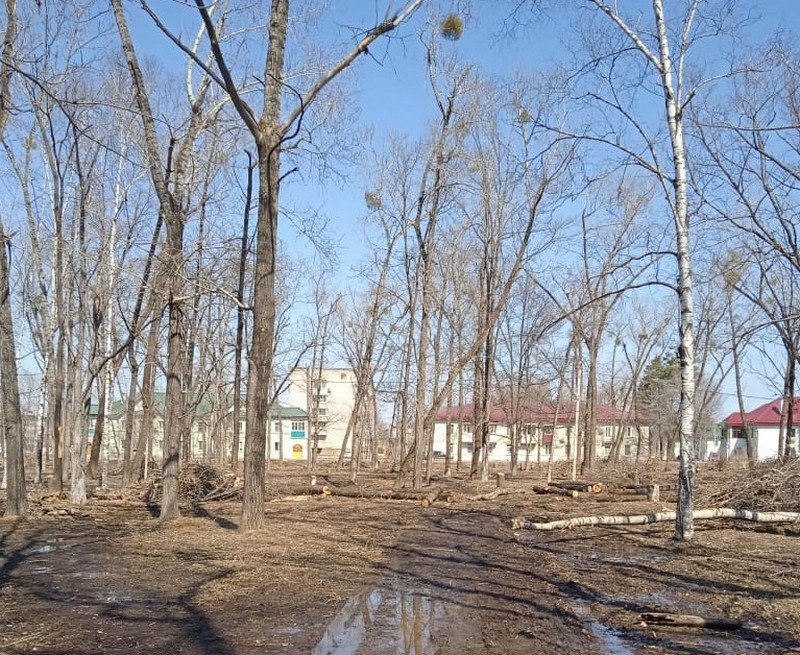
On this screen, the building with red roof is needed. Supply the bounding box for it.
[712,397,800,461]
[432,401,650,464]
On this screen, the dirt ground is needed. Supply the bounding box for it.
[2,464,800,655]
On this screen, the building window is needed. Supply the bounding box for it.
[624,444,632,456]
[274,421,281,432]
[317,407,327,417]
[292,421,305,431]
[340,372,347,380]
[274,441,280,451]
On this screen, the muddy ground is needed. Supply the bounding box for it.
[1,465,800,655]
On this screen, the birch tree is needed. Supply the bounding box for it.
[528,0,750,540]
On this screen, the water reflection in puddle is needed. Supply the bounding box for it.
[572,601,635,655]
[311,587,450,655]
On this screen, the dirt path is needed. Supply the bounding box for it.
[3,478,800,655]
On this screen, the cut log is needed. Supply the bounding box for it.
[532,485,578,498]
[510,508,800,531]
[622,483,677,493]
[273,485,331,498]
[421,488,441,507]
[550,481,604,493]
[640,612,742,630]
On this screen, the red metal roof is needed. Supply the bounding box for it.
[723,397,800,428]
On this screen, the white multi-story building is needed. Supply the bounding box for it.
[287,367,357,458]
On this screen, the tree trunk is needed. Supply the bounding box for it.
[232,153,254,471]
[0,222,27,517]
[650,0,697,541]
[582,338,599,473]
[160,216,187,521]
[781,345,796,459]
[133,306,164,481]
[728,296,754,465]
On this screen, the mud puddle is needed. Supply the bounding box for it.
[309,585,464,655]
[572,595,778,655]
[571,601,635,655]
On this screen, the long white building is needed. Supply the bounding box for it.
[434,402,650,464]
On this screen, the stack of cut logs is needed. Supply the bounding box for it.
[532,481,605,497]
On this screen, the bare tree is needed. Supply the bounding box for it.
[0,0,26,517]
[111,0,222,519]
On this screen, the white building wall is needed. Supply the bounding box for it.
[749,427,779,460]
[431,422,573,463]
[432,420,642,463]
[288,368,357,458]
[707,426,782,461]
[267,418,309,461]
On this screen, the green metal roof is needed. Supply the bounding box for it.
[88,394,307,421]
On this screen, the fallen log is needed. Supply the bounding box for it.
[468,488,525,501]
[532,485,578,498]
[200,485,244,502]
[319,486,452,503]
[89,499,149,508]
[510,508,800,531]
[550,481,604,494]
[588,493,649,503]
[271,485,331,498]
[640,612,742,630]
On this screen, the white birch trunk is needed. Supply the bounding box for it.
[651,0,697,541]
[512,508,800,531]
